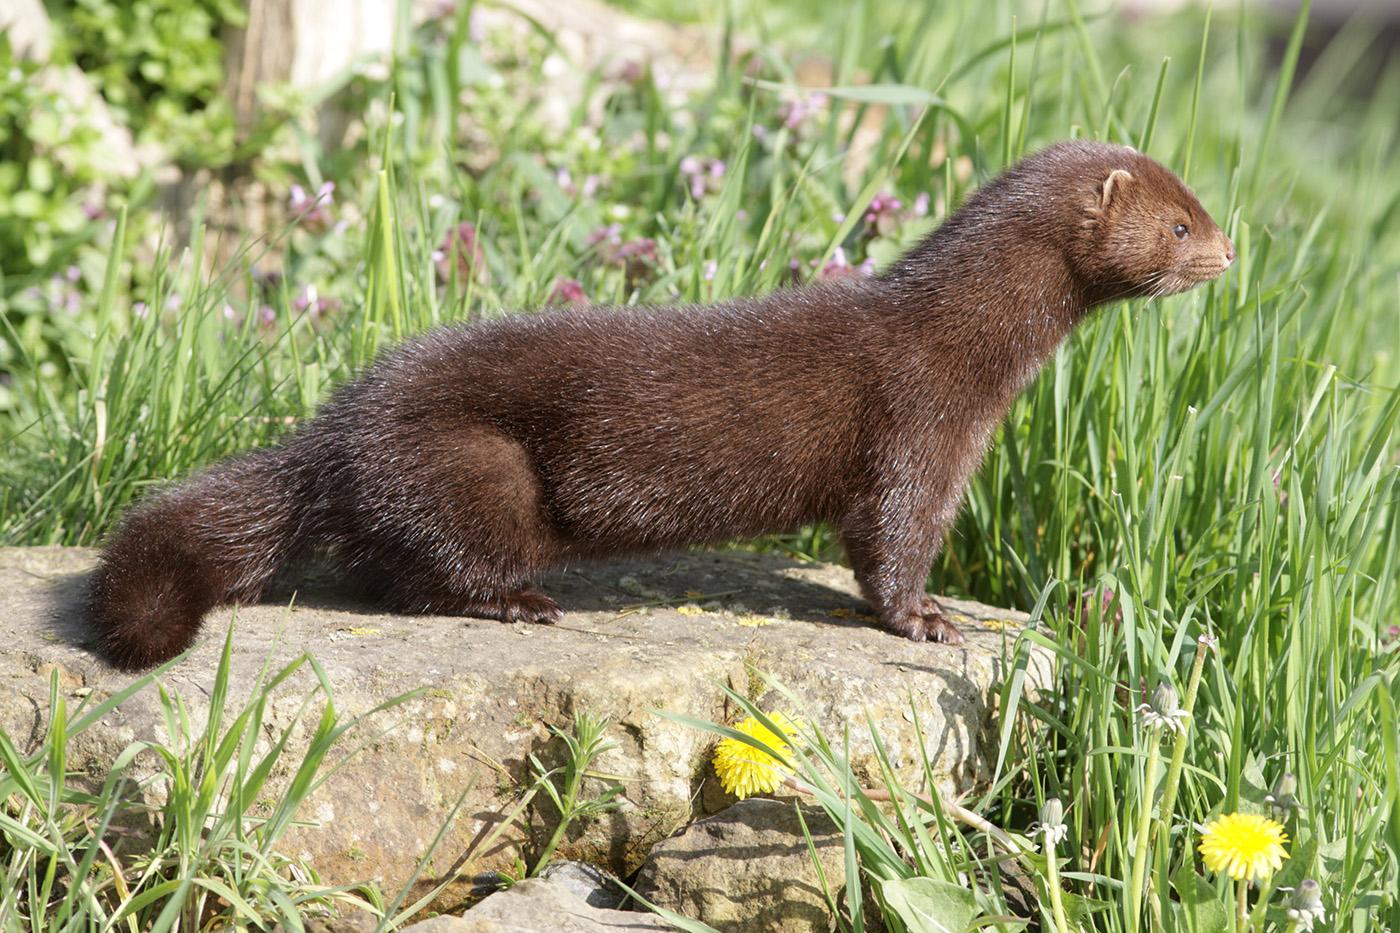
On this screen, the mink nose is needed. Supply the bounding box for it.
[1222,237,1236,265]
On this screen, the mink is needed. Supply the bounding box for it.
[89,140,1235,669]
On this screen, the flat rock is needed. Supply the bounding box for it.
[539,859,627,909]
[637,799,845,932]
[424,878,671,931]
[0,547,1048,899]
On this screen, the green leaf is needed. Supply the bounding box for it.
[1170,864,1228,933]
[879,877,979,933]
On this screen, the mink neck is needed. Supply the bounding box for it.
[878,211,1091,397]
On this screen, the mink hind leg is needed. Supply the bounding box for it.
[334,423,564,624]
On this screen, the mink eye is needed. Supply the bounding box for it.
[1172,223,1190,240]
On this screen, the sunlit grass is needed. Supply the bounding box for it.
[1,0,1397,928]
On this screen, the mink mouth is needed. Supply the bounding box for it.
[1142,266,1220,297]
[1186,259,1233,282]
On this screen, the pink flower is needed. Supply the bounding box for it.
[679,155,725,200]
[1077,586,1123,628]
[293,285,341,322]
[586,223,623,250]
[588,226,658,284]
[557,170,602,199]
[435,221,488,284]
[427,0,457,20]
[614,59,645,85]
[257,305,277,330]
[913,192,931,217]
[779,92,828,130]
[703,260,717,281]
[548,277,587,306]
[816,247,855,279]
[290,181,335,232]
[614,237,658,283]
[864,192,904,237]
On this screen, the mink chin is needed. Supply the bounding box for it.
[89,140,1235,670]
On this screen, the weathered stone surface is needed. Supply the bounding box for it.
[0,547,1047,899]
[420,878,671,931]
[637,799,844,932]
[539,859,626,910]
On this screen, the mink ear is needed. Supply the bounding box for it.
[1099,169,1134,209]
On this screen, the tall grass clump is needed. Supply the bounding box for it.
[0,630,423,930]
[0,0,1396,928]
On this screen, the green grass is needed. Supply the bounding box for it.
[0,630,422,931]
[2,0,1398,929]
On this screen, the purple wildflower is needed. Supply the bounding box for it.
[703,260,717,281]
[586,223,623,250]
[556,170,602,199]
[435,221,488,284]
[614,237,658,283]
[293,285,341,322]
[289,181,336,232]
[679,156,725,200]
[426,0,457,20]
[864,192,904,237]
[1077,586,1124,628]
[132,301,149,320]
[778,92,828,131]
[816,247,855,280]
[613,59,646,86]
[548,277,587,306]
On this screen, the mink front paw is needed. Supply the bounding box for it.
[884,609,929,642]
[876,596,966,645]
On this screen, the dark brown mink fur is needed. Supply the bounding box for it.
[89,140,1235,669]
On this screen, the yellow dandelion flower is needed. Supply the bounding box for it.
[1198,812,1289,882]
[712,712,802,799]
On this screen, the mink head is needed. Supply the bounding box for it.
[1043,142,1235,305]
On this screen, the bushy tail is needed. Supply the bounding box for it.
[89,445,314,670]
